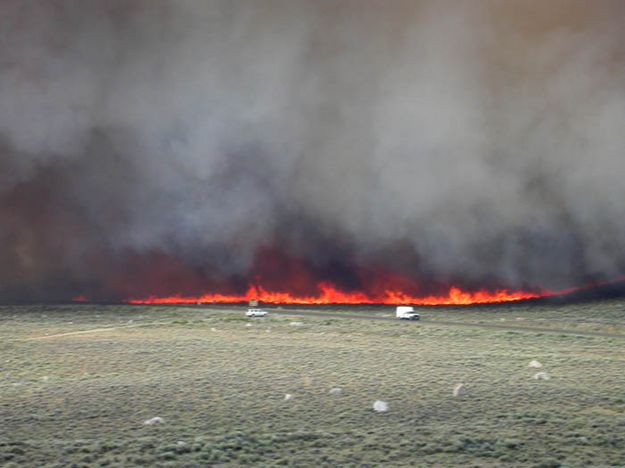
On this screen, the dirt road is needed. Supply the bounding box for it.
[264,307,625,340]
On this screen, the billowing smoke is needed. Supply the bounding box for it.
[1,0,625,302]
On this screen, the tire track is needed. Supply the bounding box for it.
[264,307,625,340]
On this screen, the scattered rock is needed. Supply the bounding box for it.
[290,322,304,327]
[528,360,543,368]
[453,384,468,397]
[284,394,293,401]
[373,400,389,412]
[534,372,551,380]
[329,388,343,396]
[143,416,164,425]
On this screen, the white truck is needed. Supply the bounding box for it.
[246,308,268,317]
[396,306,420,320]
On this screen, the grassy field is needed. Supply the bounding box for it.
[1,302,625,467]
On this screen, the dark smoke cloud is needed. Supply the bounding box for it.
[1,0,625,301]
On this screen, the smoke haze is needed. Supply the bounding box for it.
[1,0,625,301]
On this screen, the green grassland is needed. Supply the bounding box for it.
[1,302,625,467]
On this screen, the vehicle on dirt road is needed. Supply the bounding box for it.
[246,308,268,317]
[396,306,420,320]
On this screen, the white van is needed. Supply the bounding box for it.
[246,308,268,317]
[396,306,420,320]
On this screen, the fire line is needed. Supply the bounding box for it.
[122,283,545,306]
[72,276,625,306]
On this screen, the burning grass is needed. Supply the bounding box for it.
[123,283,546,306]
[1,303,625,466]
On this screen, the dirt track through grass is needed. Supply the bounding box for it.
[24,322,171,340]
[269,307,625,339]
[19,308,625,342]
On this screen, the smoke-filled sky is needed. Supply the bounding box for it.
[1,0,625,302]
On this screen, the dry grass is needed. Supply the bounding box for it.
[417,298,625,335]
[1,304,625,466]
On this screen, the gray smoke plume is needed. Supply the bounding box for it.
[1,0,625,302]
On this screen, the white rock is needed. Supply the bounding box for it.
[290,322,304,327]
[534,372,551,380]
[245,323,252,327]
[210,328,217,332]
[373,400,389,412]
[528,360,543,368]
[329,388,343,396]
[453,384,468,397]
[284,394,293,401]
[143,416,164,425]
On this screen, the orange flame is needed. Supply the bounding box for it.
[122,282,545,306]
